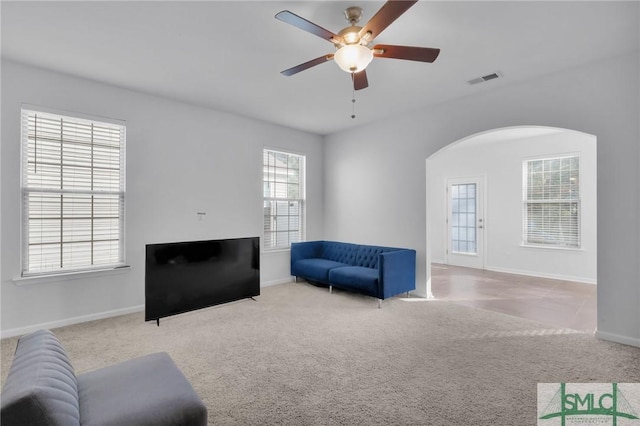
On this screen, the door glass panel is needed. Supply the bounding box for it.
[451,183,477,254]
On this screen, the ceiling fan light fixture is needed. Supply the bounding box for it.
[342,29,360,44]
[334,44,373,73]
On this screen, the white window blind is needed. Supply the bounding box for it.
[523,156,580,248]
[263,149,305,250]
[21,109,126,276]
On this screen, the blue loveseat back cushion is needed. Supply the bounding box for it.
[0,329,80,426]
[354,246,394,269]
[321,242,358,265]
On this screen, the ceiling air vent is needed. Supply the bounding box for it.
[468,72,503,85]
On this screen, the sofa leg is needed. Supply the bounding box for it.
[406,291,410,298]
[329,285,333,294]
[378,299,382,309]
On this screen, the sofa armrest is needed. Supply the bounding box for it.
[378,249,416,299]
[291,241,323,272]
[0,330,80,426]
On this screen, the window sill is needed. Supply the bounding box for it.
[13,265,131,286]
[262,248,291,255]
[520,244,583,252]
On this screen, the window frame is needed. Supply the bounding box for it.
[20,106,127,277]
[262,148,306,252]
[522,154,581,250]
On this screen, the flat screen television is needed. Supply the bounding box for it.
[145,237,260,324]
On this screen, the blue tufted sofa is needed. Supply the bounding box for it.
[291,241,416,306]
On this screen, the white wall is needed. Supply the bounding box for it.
[428,130,597,283]
[1,60,324,336]
[2,55,638,347]
[324,51,639,347]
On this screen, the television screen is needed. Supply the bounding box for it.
[145,237,260,322]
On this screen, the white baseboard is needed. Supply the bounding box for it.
[484,266,596,285]
[408,290,437,299]
[1,279,294,339]
[1,305,145,339]
[261,277,294,287]
[595,330,640,348]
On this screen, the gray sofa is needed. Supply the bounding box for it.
[0,329,207,426]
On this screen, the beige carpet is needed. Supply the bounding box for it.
[2,282,639,425]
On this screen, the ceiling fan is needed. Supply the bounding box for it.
[275,0,440,91]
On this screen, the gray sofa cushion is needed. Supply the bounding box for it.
[0,329,80,426]
[77,352,207,426]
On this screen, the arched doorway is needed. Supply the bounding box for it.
[425,126,597,331]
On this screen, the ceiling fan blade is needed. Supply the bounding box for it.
[275,10,338,42]
[358,0,418,42]
[373,44,440,62]
[281,54,334,77]
[352,70,369,90]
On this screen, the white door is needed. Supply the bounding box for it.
[445,177,485,269]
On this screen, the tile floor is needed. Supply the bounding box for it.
[430,264,597,333]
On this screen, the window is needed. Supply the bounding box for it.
[450,183,477,254]
[523,156,580,248]
[263,149,305,250]
[21,109,126,276]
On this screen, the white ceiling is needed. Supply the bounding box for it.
[2,1,638,135]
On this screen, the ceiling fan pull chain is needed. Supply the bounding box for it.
[351,75,357,119]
